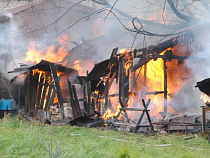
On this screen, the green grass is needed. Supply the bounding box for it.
[0,117,210,158]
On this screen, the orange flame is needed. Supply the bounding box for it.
[73,59,94,76]
[136,45,191,117]
[32,69,62,114]
[200,94,210,104]
[24,39,68,64]
[102,108,114,119]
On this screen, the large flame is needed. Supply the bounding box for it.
[102,43,192,120]
[24,36,69,64]
[136,45,191,117]
[73,59,94,76]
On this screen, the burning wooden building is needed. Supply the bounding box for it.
[3,0,209,133]
[79,31,201,132]
[9,60,79,120]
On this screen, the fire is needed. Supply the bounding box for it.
[24,39,69,64]
[73,59,94,76]
[102,104,121,120]
[200,94,210,103]
[102,108,114,120]
[135,45,191,117]
[119,48,126,54]
[101,42,192,121]
[32,69,61,117]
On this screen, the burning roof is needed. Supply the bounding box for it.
[9,60,77,83]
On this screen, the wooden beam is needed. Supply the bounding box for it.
[67,79,77,118]
[72,85,82,117]
[82,78,88,114]
[104,78,109,111]
[50,64,64,118]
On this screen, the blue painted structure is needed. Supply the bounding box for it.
[0,99,16,110]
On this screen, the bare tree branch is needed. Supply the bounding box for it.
[167,0,199,22]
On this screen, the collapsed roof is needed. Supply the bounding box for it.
[8,60,77,83]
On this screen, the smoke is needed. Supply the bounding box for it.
[168,30,210,116]
[186,30,210,80]
[0,0,208,116]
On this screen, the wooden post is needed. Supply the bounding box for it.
[91,92,96,113]
[86,71,91,114]
[118,56,130,123]
[119,56,123,106]
[82,78,88,114]
[124,69,129,101]
[72,85,82,117]
[202,107,206,132]
[104,78,109,111]
[98,100,101,114]
[67,80,77,118]
[134,99,152,132]
[164,59,167,114]
[24,74,30,114]
[142,99,153,132]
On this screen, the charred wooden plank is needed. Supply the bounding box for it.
[104,78,109,111]
[45,82,54,110]
[86,71,91,114]
[24,73,30,114]
[142,91,165,95]
[124,69,129,100]
[37,74,45,111]
[50,64,64,118]
[98,100,101,113]
[92,92,98,113]
[47,86,56,108]
[132,32,194,71]
[91,96,96,114]
[39,80,47,111]
[30,72,38,115]
[120,108,146,111]
[163,59,167,113]
[108,47,118,71]
[72,85,82,117]
[69,113,95,126]
[82,78,88,114]
[67,80,77,118]
[28,71,34,115]
[117,57,130,123]
[119,56,123,107]
[135,99,151,132]
[142,99,154,132]
[98,93,119,99]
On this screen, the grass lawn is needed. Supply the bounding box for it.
[0,117,210,158]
